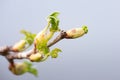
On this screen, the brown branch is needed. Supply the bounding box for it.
[0,30,67,61]
[0,26,88,65]
[47,30,67,47]
[0,46,10,55]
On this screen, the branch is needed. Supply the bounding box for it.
[0,30,66,60]
[0,27,88,76]
[47,30,66,47]
[0,12,88,76]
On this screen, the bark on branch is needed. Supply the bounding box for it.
[0,31,67,62]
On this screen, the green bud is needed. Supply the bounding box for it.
[66,26,88,39]
[12,40,26,51]
[82,25,88,34]
[29,52,43,62]
[34,26,49,53]
[9,61,38,76]
[9,62,28,75]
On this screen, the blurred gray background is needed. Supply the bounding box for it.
[0,0,120,80]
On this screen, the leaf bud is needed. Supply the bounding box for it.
[9,61,38,76]
[29,52,44,62]
[66,25,88,39]
[12,40,26,51]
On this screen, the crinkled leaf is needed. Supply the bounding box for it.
[21,30,36,45]
[48,12,60,32]
[50,48,62,58]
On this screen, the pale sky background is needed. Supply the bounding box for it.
[0,0,120,80]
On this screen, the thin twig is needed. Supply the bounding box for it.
[47,30,66,47]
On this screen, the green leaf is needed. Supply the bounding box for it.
[23,61,32,67]
[28,67,38,76]
[49,12,60,17]
[23,61,38,76]
[48,12,60,32]
[21,30,36,45]
[50,48,62,58]
[36,39,49,54]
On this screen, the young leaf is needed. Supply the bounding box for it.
[49,12,59,17]
[34,12,61,54]
[28,67,38,76]
[21,30,36,45]
[23,61,38,76]
[24,61,32,67]
[9,61,38,76]
[35,38,49,54]
[48,12,60,32]
[50,48,62,58]
[82,25,88,34]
